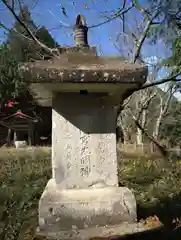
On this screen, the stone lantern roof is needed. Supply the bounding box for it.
[19,14,148,106]
[20,52,147,84]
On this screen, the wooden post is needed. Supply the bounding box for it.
[14,131,17,145]
[28,125,32,146]
[7,128,11,146]
[32,124,35,145]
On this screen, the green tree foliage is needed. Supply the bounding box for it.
[7,6,38,62]
[141,0,181,42]
[0,6,57,109]
[0,44,24,106]
[35,26,59,59]
[160,37,181,146]
[7,6,58,62]
[160,97,181,147]
[36,27,58,48]
[163,37,181,75]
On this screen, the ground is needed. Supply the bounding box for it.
[0,147,181,239]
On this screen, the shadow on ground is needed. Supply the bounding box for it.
[136,193,181,239]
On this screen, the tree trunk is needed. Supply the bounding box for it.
[136,127,143,145]
[132,113,167,156]
[116,124,130,144]
[7,129,11,146]
[151,110,162,152]
[153,114,162,139]
[136,108,147,147]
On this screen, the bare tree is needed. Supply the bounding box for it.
[112,0,180,152]
[152,84,177,139]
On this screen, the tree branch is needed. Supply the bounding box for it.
[12,0,15,10]
[122,0,127,34]
[2,0,60,57]
[129,109,167,156]
[132,10,160,63]
[137,91,156,120]
[117,72,180,119]
[162,85,177,117]
[130,0,163,63]
[138,72,181,91]
[89,5,133,29]
[48,10,72,29]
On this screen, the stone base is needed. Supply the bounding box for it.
[38,179,137,232]
[37,222,164,240]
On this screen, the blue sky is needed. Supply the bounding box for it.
[0,0,171,59]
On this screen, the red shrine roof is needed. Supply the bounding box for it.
[0,110,38,130]
[1,110,38,122]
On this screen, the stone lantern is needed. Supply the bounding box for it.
[20,14,148,239]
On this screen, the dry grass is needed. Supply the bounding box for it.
[0,147,51,240]
[119,143,153,155]
[118,143,167,158]
[118,148,181,205]
[0,146,181,239]
[118,146,181,239]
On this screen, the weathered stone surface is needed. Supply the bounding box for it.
[39,179,137,231]
[52,94,118,189]
[20,54,147,84]
[19,41,148,107]
[37,221,163,240]
[38,92,138,233]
